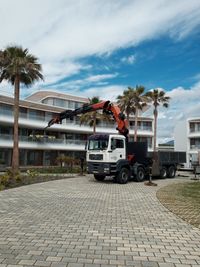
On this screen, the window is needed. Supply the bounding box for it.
[0,126,12,135]
[111,138,124,149]
[68,100,74,109]
[0,104,13,115]
[42,97,54,105]
[27,150,43,165]
[19,107,27,118]
[54,98,65,107]
[190,122,195,133]
[75,102,82,109]
[29,109,45,120]
[88,136,109,150]
[190,138,200,149]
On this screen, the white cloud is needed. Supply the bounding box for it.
[0,0,200,81]
[43,61,90,84]
[151,81,200,143]
[0,80,13,96]
[46,84,125,102]
[43,73,118,93]
[86,73,118,82]
[1,0,200,143]
[121,55,136,64]
[80,85,125,101]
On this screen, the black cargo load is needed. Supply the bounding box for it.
[127,142,148,163]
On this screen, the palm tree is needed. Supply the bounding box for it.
[131,85,147,142]
[117,86,147,141]
[117,88,133,127]
[0,45,43,176]
[79,96,111,134]
[145,89,170,152]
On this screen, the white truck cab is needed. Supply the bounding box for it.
[86,134,127,179]
[87,134,126,163]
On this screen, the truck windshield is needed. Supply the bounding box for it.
[88,139,108,150]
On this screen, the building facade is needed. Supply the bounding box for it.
[174,118,200,168]
[0,91,154,167]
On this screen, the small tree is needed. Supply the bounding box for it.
[80,96,111,134]
[55,154,67,167]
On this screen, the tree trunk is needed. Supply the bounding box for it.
[12,76,20,176]
[153,107,158,153]
[134,108,138,142]
[93,112,96,134]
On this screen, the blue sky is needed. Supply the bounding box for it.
[0,0,200,142]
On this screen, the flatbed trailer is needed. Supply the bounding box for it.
[148,151,186,178]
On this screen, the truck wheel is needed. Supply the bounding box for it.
[117,168,130,184]
[136,167,145,182]
[160,166,167,179]
[167,166,176,178]
[94,174,105,181]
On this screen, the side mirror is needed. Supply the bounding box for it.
[111,144,116,150]
[85,142,88,150]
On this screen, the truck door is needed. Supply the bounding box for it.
[110,137,126,161]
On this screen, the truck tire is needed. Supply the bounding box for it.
[94,174,105,181]
[167,166,176,178]
[135,167,145,182]
[160,166,167,179]
[117,168,130,184]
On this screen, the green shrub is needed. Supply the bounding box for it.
[0,170,22,188]
[26,169,38,178]
[0,172,10,187]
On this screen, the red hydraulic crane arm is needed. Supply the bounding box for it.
[46,100,129,137]
[104,103,129,137]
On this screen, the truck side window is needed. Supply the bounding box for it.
[116,139,124,148]
[111,138,116,150]
[111,138,124,149]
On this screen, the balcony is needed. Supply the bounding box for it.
[129,126,152,131]
[190,144,200,150]
[0,134,86,151]
[0,110,153,137]
[190,128,200,133]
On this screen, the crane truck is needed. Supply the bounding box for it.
[47,100,186,184]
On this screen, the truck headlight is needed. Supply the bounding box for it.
[104,164,110,172]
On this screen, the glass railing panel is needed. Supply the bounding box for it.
[0,134,12,140]
[190,144,200,150]
[190,129,200,133]
[0,134,86,146]
[129,126,152,131]
[0,111,153,132]
[0,110,13,116]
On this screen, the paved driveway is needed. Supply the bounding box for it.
[0,176,199,267]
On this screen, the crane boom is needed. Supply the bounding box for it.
[46,100,129,137]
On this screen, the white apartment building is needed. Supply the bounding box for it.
[174,118,200,168]
[0,91,154,167]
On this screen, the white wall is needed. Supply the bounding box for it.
[174,120,187,152]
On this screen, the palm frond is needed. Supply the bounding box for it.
[0,45,43,88]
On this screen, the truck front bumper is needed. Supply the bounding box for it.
[87,162,116,175]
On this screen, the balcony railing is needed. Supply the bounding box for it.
[0,134,86,146]
[129,126,152,131]
[190,144,200,150]
[190,128,200,133]
[0,111,153,131]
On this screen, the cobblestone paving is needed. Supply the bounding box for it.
[0,176,199,267]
